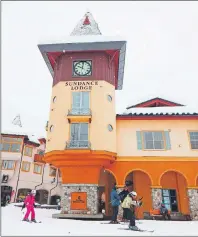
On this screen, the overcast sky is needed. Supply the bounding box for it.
[2,1,198,138]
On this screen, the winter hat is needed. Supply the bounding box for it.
[130,191,137,197]
[31,189,36,195]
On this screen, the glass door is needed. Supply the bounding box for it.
[162,189,178,212]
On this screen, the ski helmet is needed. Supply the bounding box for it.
[130,191,137,197]
[31,189,36,195]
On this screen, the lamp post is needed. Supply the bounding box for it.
[14,136,28,202]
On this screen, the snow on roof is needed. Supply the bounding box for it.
[122,106,198,116]
[38,35,126,45]
[2,123,44,144]
[70,12,101,36]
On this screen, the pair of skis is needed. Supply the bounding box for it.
[21,220,42,223]
[101,222,154,233]
[118,227,154,233]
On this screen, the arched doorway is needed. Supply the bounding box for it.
[98,169,117,218]
[50,195,61,205]
[35,189,48,204]
[17,188,31,202]
[160,171,189,215]
[124,170,152,219]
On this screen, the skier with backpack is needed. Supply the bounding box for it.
[119,185,129,222]
[22,189,37,223]
[121,191,143,231]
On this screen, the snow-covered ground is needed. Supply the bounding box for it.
[2,204,198,236]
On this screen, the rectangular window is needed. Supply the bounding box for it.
[24,146,33,157]
[33,164,42,174]
[2,160,15,170]
[189,131,198,150]
[162,189,178,212]
[71,92,90,115]
[143,131,165,150]
[49,167,56,177]
[70,123,89,148]
[0,136,22,152]
[21,161,30,172]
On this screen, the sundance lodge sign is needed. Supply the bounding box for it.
[65,81,98,90]
[70,192,87,210]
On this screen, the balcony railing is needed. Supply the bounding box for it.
[65,140,91,149]
[67,108,92,116]
[34,154,45,163]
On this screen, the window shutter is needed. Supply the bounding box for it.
[136,131,143,150]
[164,131,171,150]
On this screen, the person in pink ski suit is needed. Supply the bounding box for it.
[23,189,37,222]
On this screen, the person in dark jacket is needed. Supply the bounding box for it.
[160,203,171,220]
[119,186,129,222]
[110,184,120,224]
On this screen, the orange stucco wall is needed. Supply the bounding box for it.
[109,160,198,187]
[133,171,152,218]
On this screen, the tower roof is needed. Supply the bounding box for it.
[70,12,102,36]
[38,12,127,90]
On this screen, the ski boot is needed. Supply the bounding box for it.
[31,219,37,223]
[114,220,120,224]
[22,218,29,222]
[129,225,140,231]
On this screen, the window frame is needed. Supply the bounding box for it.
[21,161,31,172]
[71,91,90,110]
[188,130,198,150]
[70,123,89,142]
[24,145,33,157]
[141,130,166,151]
[33,163,42,174]
[49,167,57,177]
[162,189,179,213]
[0,136,22,153]
[2,160,16,170]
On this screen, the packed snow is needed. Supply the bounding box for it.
[2,204,198,236]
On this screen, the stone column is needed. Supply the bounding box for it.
[151,188,162,209]
[117,187,123,221]
[187,188,198,220]
[61,184,99,215]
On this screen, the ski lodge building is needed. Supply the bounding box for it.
[1,132,61,204]
[37,12,198,220]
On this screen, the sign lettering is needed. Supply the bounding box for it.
[65,81,98,91]
[70,192,87,210]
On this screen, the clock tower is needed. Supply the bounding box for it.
[38,12,127,218]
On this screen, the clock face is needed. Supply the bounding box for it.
[73,60,92,77]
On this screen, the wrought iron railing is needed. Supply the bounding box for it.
[65,140,91,149]
[67,108,92,116]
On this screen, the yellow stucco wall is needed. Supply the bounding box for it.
[116,119,198,157]
[46,80,116,153]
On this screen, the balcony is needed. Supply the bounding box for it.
[34,153,46,164]
[65,140,91,149]
[67,108,92,123]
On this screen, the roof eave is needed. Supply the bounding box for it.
[38,40,126,90]
[116,114,198,120]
